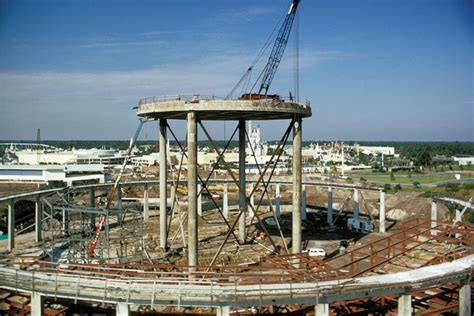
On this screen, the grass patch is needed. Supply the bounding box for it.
[365,175,453,184]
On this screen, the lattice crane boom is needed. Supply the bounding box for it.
[258,0,300,95]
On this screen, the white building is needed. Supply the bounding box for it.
[355,145,395,156]
[0,164,105,185]
[247,121,268,157]
[16,148,126,165]
[453,156,474,166]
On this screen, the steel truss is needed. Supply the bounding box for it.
[40,187,144,264]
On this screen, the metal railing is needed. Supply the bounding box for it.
[138,94,221,106]
[137,94,311,108]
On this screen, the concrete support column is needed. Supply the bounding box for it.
[90,187,96,228]
[379,190,386,233]
[90,188,95,207]
[63,192,69,235]
[397,294,412,316]
[30,292,44,316]
[143,183,149,222]
[187,112,198,268]
[275,183,280,198]
[292,117,302,254]
[238,120,247,244]
[353,188,359,219]
[459,279,472,316]
[455,208,462,223]
[170,185,175,210]
[8,201,15,251]
[216,306,230,316]
[160,118,168,250]
[223,183,229,219]
[327,187,333,226]
[315,303,329,316]
[116,184,122,209]
[116,302,130,316]
[198,184,202,216]
[431,201,437,236]
[275,197,281,219]
[116,184,123,225]
[301,185,307,221]
[35,196,42,243]
[249,186,255,223]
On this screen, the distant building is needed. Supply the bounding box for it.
[356,145,395,156]
[0,164,105,185]
[453,156,474,166]
[16,148,126,165]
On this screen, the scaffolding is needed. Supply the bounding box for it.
[40,188,144,264]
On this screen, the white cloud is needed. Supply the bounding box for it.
[0,48,347,140]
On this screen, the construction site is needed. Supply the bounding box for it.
[0,0,473,315]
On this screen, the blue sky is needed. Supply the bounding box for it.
[0,0,472,141]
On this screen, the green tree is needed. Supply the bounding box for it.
[390,172,395,181]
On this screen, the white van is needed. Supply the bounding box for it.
[305,248,326,258]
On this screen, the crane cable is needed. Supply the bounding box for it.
[226,9,287,99]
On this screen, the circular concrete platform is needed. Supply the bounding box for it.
[136,96,312,121]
